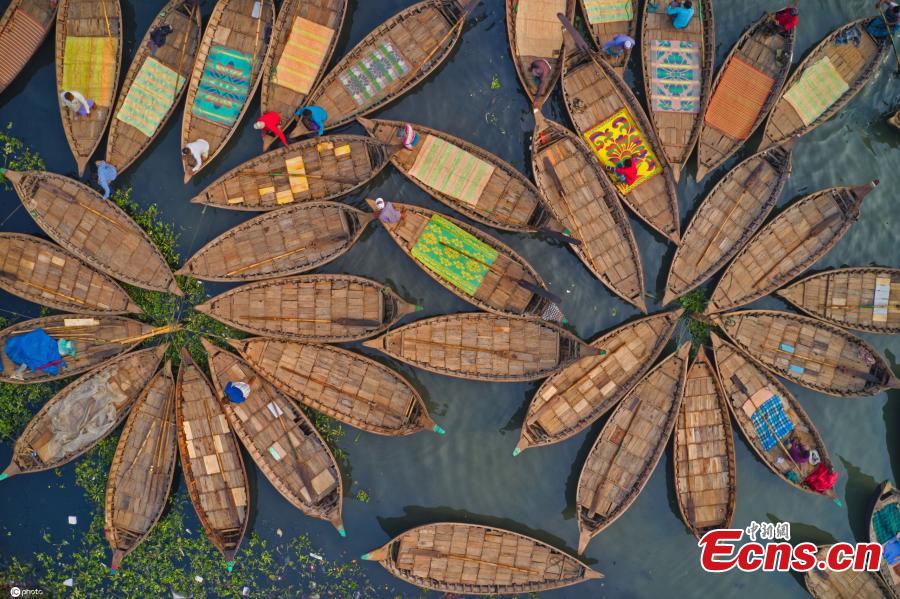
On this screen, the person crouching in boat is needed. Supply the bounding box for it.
[254,111,288,147]
[530,59,553,107]
[870,0,900,37]
[397,124,419,150]
[607,157,639,186]
[182,139,209,174]
[60,90,93,117]
[3,329,77,380]
[666,0,695,30]
[224,381,251,404]
[293,106,328,138]
[373,197,401,224]
[601,34,635,58]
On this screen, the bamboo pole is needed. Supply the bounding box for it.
[878,7,900,76]
[236,169,360,185]
[99,0,112,38]
[540,156,599,267]
[171,1,198,100]
[0,272,92,306]
[751,212,842,285]
[697,161,767,264]
[407,549,540,575]
[224,235,348,276]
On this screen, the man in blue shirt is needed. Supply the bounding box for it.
[667,0,695,29]
[293,106,328,137]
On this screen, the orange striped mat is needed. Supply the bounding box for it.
[0,9,46,88]
[704,56,775,140]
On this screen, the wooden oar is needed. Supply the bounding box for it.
[406,548,539,575]
[246,315,382,327]
[0,271,92,306]
[389,336,543,361]
[434,239,563,305]
[541,157,598,259]
[697,160,767,265]
[109,324,180,344]
[878,7,900,76]
[171,1,197,100]
[235,169,362,186]
[223,235,350,276]
[758,411,806,481]
[42,185,133,235]
[751,212,843,285]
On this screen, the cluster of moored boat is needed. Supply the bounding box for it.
[0,0,898,595]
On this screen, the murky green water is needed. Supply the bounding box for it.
[1,0,898,596]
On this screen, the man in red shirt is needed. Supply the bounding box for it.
[774,6,799,32]
[253,111,288,147]
[613,157,638,186]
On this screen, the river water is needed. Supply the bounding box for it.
[1,0,898,596]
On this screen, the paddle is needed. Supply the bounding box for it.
[0,270,93,307]
[171,1,198,100]
[235,169,362,186]
[541,157,600,260]
[41,184,133,235]
[433,239,563,305]
[406,548,540,575]
[221,234,353,276]
[246,315,383,327]
[878,7,900,76]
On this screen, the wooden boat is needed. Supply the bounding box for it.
[363,312,596,382]
[195,274,419,343]
[531,110,646,311]
[0,344,167,480]
[0,233,140,315]
[0,0,58,94]
[362,522,602,594]
[762,18,890,150]
[175,348,249,567]
[258,0,348,151]
[714,310,900,397]
[776,267,900,335]
[576,342,690,553]
[3,169,180,295]
[673,348,736,539]
[105,0,202,173]
[559,22,680,242]
[870,481,900,595]
[640,0,714,180]
[662,142,794,305]
[695,13,795,181]
[55,0,122,175]
[104,362,176,571]
[291,0,478,135]
[805,544,894,599]
[358,117,554,233]
[189,135,391,211]
[0,315,166,384]
[710,333,836,498]
[577,0,636,73]
[178,202,374,281]
[366,199,558,319]
[203,339,344,533]
[706,181,878,314]
[228,337,441,436]
[181,0,275,183]
[505,0,576,104]
[516,309,681,453]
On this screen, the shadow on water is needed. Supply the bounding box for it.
[663,445,688,534]
[376,504,595,564]
[838,456,879,542]
[561,417,608,521]
[766,513,838,591]
[499,385,538,435]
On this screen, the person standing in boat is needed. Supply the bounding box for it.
[94,160,118,199]
[870,0,900,37]
[601,34,635,58]
[666,0,694,29]
[253,111,288,147]
[182,139,209,173]
[529,59,553,107]
[60,90,93,117]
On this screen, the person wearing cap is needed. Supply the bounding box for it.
[224,381,251,404]
[3,328,77,379]
[773,6,799,32]
[254,111,288,147]
[601,34,636,58]
[374,197,401,224]
[666,0,695,30]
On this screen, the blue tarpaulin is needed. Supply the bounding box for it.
[3,329,65,375]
